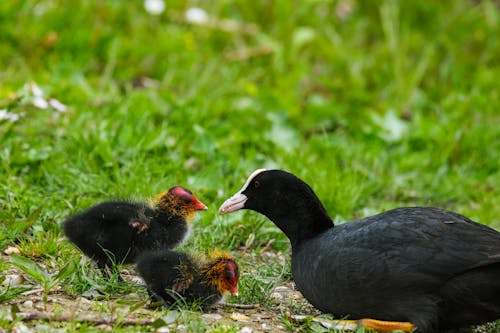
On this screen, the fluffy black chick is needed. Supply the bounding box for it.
[220,169,500,333]
[136,250,239,309]
[63,186,207,274]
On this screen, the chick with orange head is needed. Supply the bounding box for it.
[136,250,239,309]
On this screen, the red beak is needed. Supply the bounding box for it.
[229,284,238,296]
[192,196,208,211]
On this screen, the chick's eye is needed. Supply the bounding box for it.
[225,270,235,280]
[254,180,260,188]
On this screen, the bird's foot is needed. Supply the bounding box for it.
[147,294,171,309]
[172,278,193,292]
[130,220,150,233]
[357,318,416,332]
[291,316,415,332]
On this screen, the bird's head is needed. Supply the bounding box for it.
[219,169,332,246]
[218,169,312,218]
[201,252,239,296]
[153,186,207,221]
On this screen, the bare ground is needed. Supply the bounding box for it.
[1,252,320,333]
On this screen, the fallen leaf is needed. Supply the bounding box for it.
[230,312,250,321]
[4,246,21,255]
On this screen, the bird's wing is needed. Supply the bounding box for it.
[294,207,500,310]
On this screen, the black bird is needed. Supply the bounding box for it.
[219,169,500,333]
[63,186,207,275]
[136,250,239,309]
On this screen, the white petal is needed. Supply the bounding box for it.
[49,98,68,112]
[186,7,209,24]
[0,109,21,122]
[144,0,165,15]
[33,97,49,109]
[30,83,44,97]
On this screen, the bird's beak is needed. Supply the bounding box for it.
[230,286,239,296]
[219,193,247,214]
[193,197,208,211]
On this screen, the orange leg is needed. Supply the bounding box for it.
[358,318,415,332]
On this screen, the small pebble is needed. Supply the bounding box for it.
[270,292,282,301]
[202,313,223,321]
[239,327,252,333]
[4,246,21,255]
[129,276,144,284]
[12,323,32,333]
[96,324,112,331]
[22,300,33,309]
[157,327,170,333]
[2,274,24,287]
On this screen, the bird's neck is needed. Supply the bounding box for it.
[264,200,333,248]
[152,197,191,221]
[200,260,225,295]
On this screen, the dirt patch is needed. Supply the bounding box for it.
[1,261,319,332]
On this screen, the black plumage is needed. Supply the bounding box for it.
[219,169,500,333]
[136,250,239,309]
[63,187,207,273]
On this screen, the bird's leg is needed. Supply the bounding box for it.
[97,261,113,278]
[357,318,416,333]
[144,289,169,309]
[97,262,124,282]
[147,288,175,308]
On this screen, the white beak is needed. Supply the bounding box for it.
[219,193,248,214]
[219,169,267,214]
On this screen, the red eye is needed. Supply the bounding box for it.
[254,181,260,188]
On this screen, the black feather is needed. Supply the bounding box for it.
[136,250,230,309]
[63,200,188,272]
[223,169,500,333]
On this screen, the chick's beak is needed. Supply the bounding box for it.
[192,197,208,211]
[219,193,247,214]
[230,285,239,296]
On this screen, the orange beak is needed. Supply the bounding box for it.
[192,196,208,211]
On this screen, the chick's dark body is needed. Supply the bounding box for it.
[292,207,500,332]
[136,251,223,308]
[63,201,187,268]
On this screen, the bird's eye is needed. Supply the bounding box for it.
[254,180,260,188]
[225,271,234,280]
[180,194,192,204]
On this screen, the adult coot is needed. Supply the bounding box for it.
[63,186,207,275]
[219,169,500,333]
[136,250,239,309]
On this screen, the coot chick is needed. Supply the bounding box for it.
[219,169,500,333]
[63,186,207,274]
[136,250,239,309]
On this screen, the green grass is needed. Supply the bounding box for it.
[1,0,499,332]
